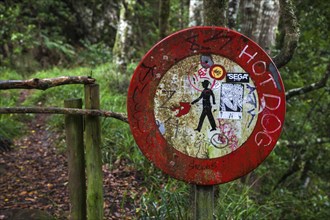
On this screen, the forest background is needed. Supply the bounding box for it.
[0,0,329,219]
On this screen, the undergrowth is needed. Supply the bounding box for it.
[9,63,193,218]
[2,63,328,219]
[0,69,25,139]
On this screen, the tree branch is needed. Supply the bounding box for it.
[0,107,128,123]
[0,76,95,90]
[273,137,329,190]
[272,0,300,68]
[285,64,330,101]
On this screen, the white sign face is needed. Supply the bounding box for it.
[154,54,259,159]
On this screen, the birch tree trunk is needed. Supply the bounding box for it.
[258,0,280,52]
[240,0,279,53]
[240,0,261,40]
[112,0,135,72]
[189,0,203,27]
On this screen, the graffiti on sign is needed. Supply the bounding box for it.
[127,27,286,185]
[154,54,258,158]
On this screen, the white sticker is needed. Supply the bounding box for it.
[219,83,244,120]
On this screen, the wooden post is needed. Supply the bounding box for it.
[84,84,104,220]
[64,99,86,220]
[194,185,214,220]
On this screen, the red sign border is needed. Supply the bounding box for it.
[127,26,286,185]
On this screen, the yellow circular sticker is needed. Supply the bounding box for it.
[210,65,226,80]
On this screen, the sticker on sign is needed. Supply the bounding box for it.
[226,73,249,82]
[127,26,286,185]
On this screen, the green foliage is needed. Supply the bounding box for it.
[216,182,269,219]
[0,0,329,218]
[0,1,76,72]
[77,41,113,67]
[168,0,189,33]
[0,69,25,139]
[20,63,142,164]
[42,34,75,58]
[131,1,160,58]
[22,68,85,106]
[277,0,330,191]
[136,178,189,219]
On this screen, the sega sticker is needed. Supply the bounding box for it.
[226,73,249,83]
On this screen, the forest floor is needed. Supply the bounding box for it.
[0,105,147,219]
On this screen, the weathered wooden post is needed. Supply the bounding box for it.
[64,98,86,220]
[84,84,104,220]
[194,185,214,219]
[127,27,286,219]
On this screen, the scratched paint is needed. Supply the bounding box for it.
[127,26,286,185]
[154,55,259,158]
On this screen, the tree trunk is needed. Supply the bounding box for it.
[272,0,299,68]
[227,0,241,29]
[203,0,228,26]
[189,0,203,27]
[258,0,280,52]
[240,0,279,52]
[112,0,135,72]
[179,0,188,29]
[240,0,261,40]
[159,0,170,39]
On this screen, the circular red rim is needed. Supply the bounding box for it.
[127,26,286,185]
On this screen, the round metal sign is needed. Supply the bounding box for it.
[127,26,285,185]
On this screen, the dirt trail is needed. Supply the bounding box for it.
[0,114,69,218]
[0,112,145,219]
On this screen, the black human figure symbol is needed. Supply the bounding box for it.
[191,80,217,132]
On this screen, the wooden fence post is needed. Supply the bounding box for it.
[64,99,86,220]
[84,84,104,220]
[194,185,214,220]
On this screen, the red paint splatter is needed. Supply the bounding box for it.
[171,102,191,117]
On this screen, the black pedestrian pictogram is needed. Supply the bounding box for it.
[191,80,217,132]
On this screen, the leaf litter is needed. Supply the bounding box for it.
[0,113,148,219]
